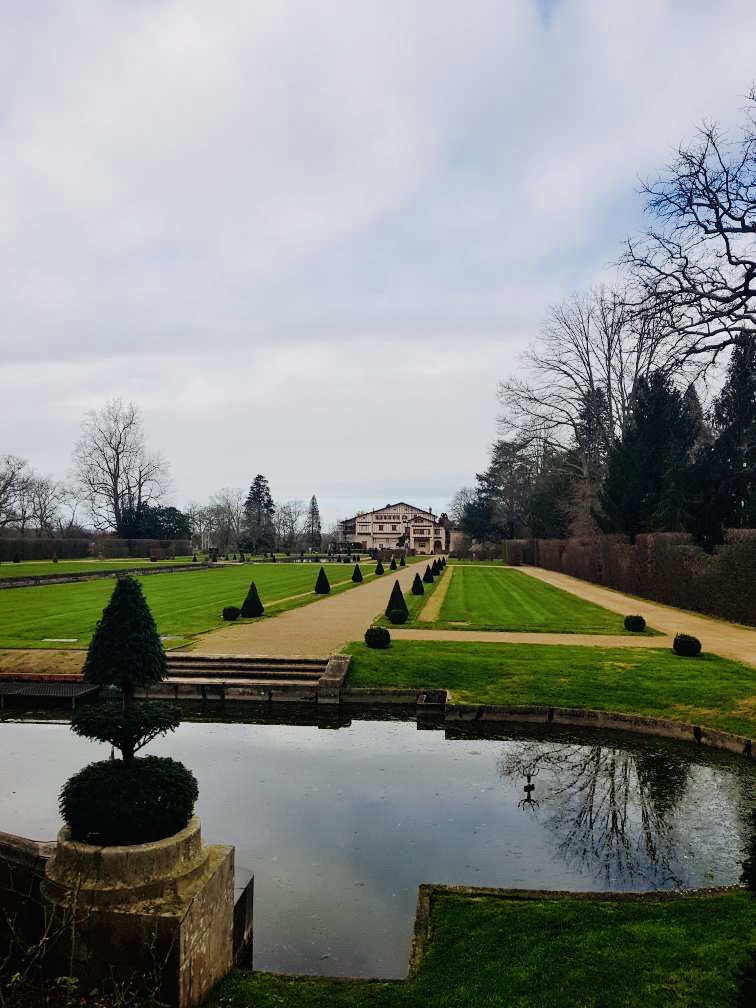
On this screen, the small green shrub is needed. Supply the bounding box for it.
[314,566,331,593]
[364,626,391,649]
[388,608,408,624]
[673,633,702,657]
[422,565,434,584]
[240,581,264,618]
[411,572,425,595]
[375,560,385,575]
[192,553,198,563]
[351,563,363,583]
[60,756,198,846]
[399,555,406,567]
[222,606,241,620]
[389,557,397,571]
[624,614,646,632]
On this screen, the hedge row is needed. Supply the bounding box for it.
[502,530,756,627]
[0,538,191,562]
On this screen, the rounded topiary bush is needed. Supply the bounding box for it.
[364,626,391,649]
[624,614,646,632]
[388,608,408,624]
[222,605,241,621]
[673,633,702,657]
[60,756,199,846]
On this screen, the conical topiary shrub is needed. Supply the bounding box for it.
[385,579,409,619]
[314,566,331,594]
[411,572,425,596]
[399,555,406,567]
[431,559,439,575]
[389,557,397,571]
[423,565,434,584]
[352,563,363,583]
[241,581,264,618]
[375,560,385,575]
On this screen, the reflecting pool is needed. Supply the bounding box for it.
[1,708,754,977]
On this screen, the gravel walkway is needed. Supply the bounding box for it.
[193,564,419,658]
[517,566,756,668]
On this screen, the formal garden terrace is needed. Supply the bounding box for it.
[2,705,756,991]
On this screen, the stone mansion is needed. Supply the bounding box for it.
[340,503,447,553]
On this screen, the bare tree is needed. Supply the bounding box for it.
[207,488,245,551]
[625,93,756,367]
[273,500,306,552]
[0,454,31,528]
[499,287,679,478]
[448,487,476,525]
[71,400,171,533]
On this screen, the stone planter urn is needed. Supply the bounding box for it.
[42,817,234,1008]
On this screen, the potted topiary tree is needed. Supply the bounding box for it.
[60,576,198,845]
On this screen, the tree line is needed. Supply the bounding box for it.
[454,93,756,551]
[1,398,323,552]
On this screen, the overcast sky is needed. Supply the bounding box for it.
[2,1,756,526]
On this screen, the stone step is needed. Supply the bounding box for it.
[166,665,324,682]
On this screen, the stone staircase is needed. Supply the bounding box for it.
[142,653,344,703]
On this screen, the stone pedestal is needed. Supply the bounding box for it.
[42,817,234,1008]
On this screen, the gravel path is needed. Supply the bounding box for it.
[193,564,419,657]
[517,566,756,668]
[389,629,673,648]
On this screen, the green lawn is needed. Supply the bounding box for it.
[424,565,655,634]
[343,639,756,738]
[0,557,194,578]
[0,563,369,650]
[209,889,756,1008]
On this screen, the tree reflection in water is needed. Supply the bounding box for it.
[499,741,691,888]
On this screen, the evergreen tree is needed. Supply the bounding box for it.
[304,495,322,550]
[314,566,330,593]
[351,563,363,583]
[711,341,756,529]
[74,577,178,765]
[599,373,700,539]
[411,572,425,595]
[240,581,264,617]
[423,564,434,584]
[244,475,275,551]
[385,580,409,618]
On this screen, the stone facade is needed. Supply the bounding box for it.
[341,503,446,553]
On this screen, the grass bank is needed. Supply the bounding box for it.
[397,565,656,634]
[0,557,194,578]
[343,639,756,738]
[209,889,756,1008]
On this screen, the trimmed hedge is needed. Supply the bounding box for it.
[673,633,702,657]
[351,563,363,583]
[240,581,264,618]
[60,756,198,846]
[385,579,409,619]
[314,567,331,593]
[364,626,391,649]
[375,560,385,576]
[422,565,434,584]
[223,606,241,620]
[411,572,425,596]
[388,608,408,624]
[623,615,646,632]
[389,558,397,571]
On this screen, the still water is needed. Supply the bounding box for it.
[1,708,754,977]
